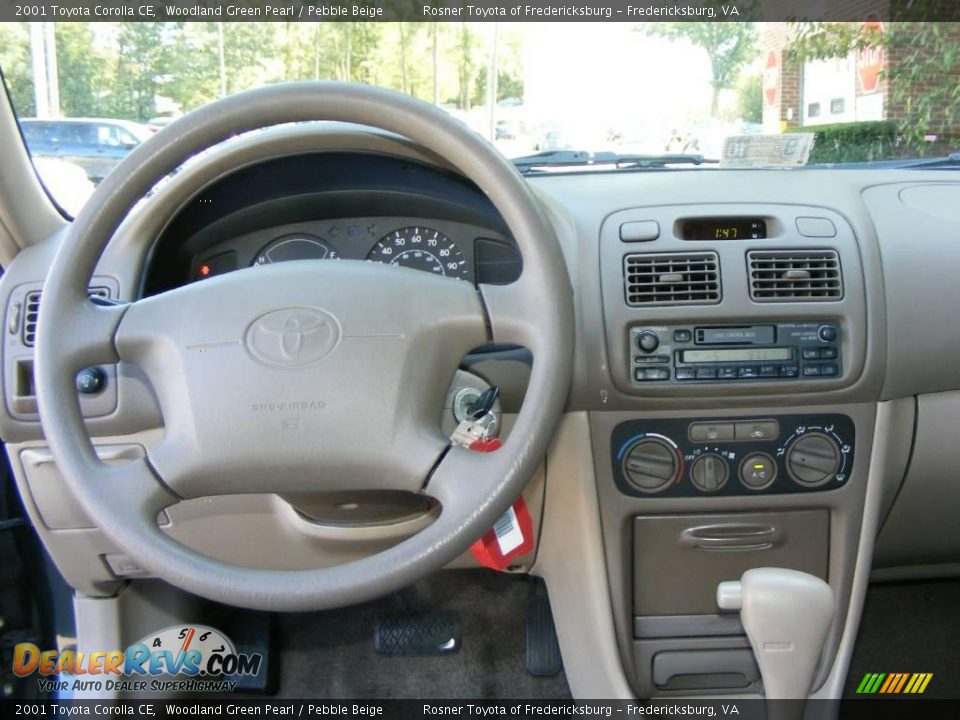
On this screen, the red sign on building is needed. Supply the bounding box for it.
[857,22,886,94]
[763,51,779,107]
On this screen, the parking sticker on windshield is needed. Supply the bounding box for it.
[721,133,815,168]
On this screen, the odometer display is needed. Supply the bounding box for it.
[367,226,469,280]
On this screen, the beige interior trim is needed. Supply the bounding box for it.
[534,411,634,699]
[811,399,900,699]
[0,79,66,261]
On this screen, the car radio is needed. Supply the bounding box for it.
[629,321,841,384]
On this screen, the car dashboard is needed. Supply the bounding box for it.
[140,151,521,295]
[1,123,959,701]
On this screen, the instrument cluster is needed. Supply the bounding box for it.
[190,216,514,284]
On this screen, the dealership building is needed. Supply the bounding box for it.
[760,15,960,138]
[761,21,888,133]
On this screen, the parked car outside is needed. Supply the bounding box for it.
[18,117,154,184]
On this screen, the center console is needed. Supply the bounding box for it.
[591,202,873,698]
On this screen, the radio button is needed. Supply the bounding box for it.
[738,366,759,378]
[637,331,660,353]
[673,329,692,343]
[802,348,820,360]
[635,367,670,381]
[820,347,838,359]
[695,367,717,380]
[735,420,779,441]
[802,365,822,376]
[689,422,734,442]
[620,220,660,242]
[675,368,696,380]
[718,368,737,380]
[635,354,669,364]
[780,365,799,378]
[759,365,779,377]
[821,363,838,377]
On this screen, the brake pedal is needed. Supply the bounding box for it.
[374,610,461,656]
[524,596,562,676]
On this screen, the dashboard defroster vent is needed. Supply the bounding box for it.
[623,252,721,307]
[748,250,843,301]
[22,287,111,347]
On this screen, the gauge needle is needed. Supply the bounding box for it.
[181,627,196,653]
[177,626,196,674]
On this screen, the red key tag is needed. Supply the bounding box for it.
[470,496,534,571]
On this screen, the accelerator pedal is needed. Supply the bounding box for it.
[374,610,461,656]
[524,595,562,676]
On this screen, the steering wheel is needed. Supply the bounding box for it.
[34,83,574,611]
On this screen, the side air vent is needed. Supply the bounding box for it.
[747,250,843,301]
[22,286,111,347]
[623,252,721,306]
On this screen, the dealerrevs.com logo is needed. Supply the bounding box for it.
[13,625,262,694]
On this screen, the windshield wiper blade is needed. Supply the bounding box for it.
[512,150,717,173]
[896,152,960,169]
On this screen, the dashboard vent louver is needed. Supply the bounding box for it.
[22,286,111,347]
[748,250,843,301]
[623,252,721,306]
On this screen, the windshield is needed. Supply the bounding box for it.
[2,18,958,214]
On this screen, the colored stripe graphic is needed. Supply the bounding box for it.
[857,672,932,694]
[893,673,909,693]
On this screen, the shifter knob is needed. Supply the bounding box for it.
[718,568,833,702]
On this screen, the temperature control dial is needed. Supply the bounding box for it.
[786,433,842,487]
[621,438,679,493]
[690,453,728,493]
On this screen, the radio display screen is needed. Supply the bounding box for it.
[682,217,767,240]
[681,348,792,363]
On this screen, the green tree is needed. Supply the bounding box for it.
[641,13,758,117]
[455,23,478,110]
[109,23,171,120]
[55,23,112,118]
[162,23,220,112]
[735,72,762,123]
[0,23,34,116]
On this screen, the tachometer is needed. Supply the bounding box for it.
[252,235,339,266]
[367,226,469,280]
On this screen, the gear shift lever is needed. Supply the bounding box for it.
[718,568,834,704]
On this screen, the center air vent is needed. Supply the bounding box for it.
[623,252,721,307]
[22,286,111,347]
[747,250,843,301]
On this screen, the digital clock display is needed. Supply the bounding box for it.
[682,217,767,241]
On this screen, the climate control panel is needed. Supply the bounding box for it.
[611,414,854,497]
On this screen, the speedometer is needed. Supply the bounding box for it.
[366,227,469,280]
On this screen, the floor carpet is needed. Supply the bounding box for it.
[844,579,960,699]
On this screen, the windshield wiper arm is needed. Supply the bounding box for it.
[895,152,960,169]
[512,150,717,173]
